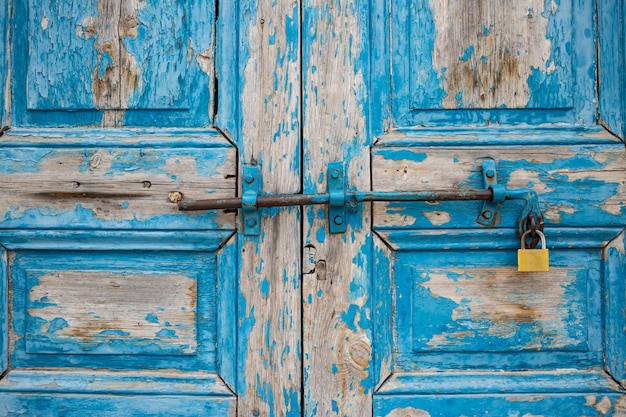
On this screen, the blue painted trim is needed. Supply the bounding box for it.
[368,0,391,138]
[0,393,235,417]
[605,230,626,383]
[215,0,240,141]
[387,0,596,127]
[375,126,621,147]
[372,236,393,390]
[0,246,6,375]
[376,228,623,251]
[11,0,217,128]
[374,393,625,417]
[0,0,7,127]
[376,370,623,395]
[0,370,233,396]
[1,128,232,148]
[217,235,238,391]
[598,0,626,141]
[0,230,233,251]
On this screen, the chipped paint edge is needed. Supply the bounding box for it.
[604,229,626,383]
[0,244,6,374]
[376,228,623,252]
[598,0,626,142]
[217,234,238,391]
[0,0,8,127]
[373,234,394,390]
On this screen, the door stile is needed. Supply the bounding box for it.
[302,1,374,415]
[1,0,7,128]
[236,1,303,416]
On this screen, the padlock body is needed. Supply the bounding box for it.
[518,249,549,272]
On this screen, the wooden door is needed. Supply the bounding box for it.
[0,1,238,415]
[2,1,626,417]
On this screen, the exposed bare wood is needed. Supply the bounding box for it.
[303,1,372,415]
[428,0,559,108]
[238,1,302,415]
[27,270,197,354]
[0,144,236,227]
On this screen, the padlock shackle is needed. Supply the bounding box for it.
[521,230,546,249]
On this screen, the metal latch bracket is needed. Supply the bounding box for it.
[242,165,260,236]
[477,158,505,226]
[328,162,347,233]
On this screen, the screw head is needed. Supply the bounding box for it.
[481,210,493,220]
[244,175,255,184]
[331,169,340,179]
[334,215,344,225]
[486,169,495,179]
[246,219,257,227]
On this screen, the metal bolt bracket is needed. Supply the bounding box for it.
[328,162,346,233]
[477,158,502,227]
[242,165,260,236]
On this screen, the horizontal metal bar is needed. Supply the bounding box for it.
[176,189,495,211]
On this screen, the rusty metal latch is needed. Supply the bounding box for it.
[171,159,544,239]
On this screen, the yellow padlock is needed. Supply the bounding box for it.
[518,230,549,272]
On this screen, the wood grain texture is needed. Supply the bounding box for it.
[598,0,626,140]
[372,134,626,230]
[26,270,197,355]
[16,0,216,127]
[0,0,7,127]
[302,1,373,415]
[9,249,222,372]
[414,0,570,109]
[237,1,302,415]
[411,266,587,351]
[390,0,596,126]
[0,129,236,230]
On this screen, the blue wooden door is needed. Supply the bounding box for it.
[2,1,626,417]
[0,1,239,415]
[370,1,626,416]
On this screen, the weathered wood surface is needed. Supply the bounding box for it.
[410,266,587,351]
[9,248,223,371]
[605,231,626,383]
[375,393,626,417]
[0,129,236,229]
[412,0,570,109]
[372,129,626,230]
[0,0,7,128]
[17,0,216,127]
[391,0,596,126]
[598,0,626,140]
[302,1,373,415]
[236,1,302,415]
[26,270,198,355]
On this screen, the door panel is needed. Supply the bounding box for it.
[391,0,596,126]
[3,0,626,416]
[14,0,217,127]
[0,130,235,230]
[1,1,237,414]
[371,0,626,414]
[235,1,303,416]
[302,0,373,415]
